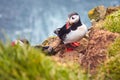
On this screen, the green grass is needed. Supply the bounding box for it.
[0,42,87,80]
[103,10,120,33]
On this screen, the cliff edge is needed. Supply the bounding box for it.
[40,5,120,74]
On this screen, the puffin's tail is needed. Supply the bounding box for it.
[54,28,61,35]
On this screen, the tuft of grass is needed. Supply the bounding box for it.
[103,10,120,33]
[0,41,87,80]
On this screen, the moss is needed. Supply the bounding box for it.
[0,42,87,80]
[107,37,120,57]
[103,10,120,33]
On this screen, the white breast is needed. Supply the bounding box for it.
[63,24,87,44]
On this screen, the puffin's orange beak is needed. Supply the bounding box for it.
[65,18,70,29]
[66,22,70,29]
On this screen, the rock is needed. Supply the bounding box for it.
[88,5,120,23]
[41,36,88,54]
[106,6,120,16]
[88,5,106,22]
[42,36,63,53]
[41,36,89,64]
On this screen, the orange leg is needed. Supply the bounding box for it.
[66,47,74,52]
[64,42,80,52]
[65,42,80,52]
[70,42,80,47]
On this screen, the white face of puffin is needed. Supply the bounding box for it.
[68,15,80,25]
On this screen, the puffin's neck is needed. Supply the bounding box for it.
[71,19,82,30]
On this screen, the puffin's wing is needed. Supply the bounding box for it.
[54,24,71,41]
[54,24,66,35]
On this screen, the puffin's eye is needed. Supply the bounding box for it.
[72,17,74,19]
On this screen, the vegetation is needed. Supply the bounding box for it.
[104,10,120,33]
[0,42,87,80]
[107,37,120,57]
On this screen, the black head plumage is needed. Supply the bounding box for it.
[68,12,79,18]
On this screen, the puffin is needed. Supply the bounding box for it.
[11,39,30,46]
[54,12,88,50]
